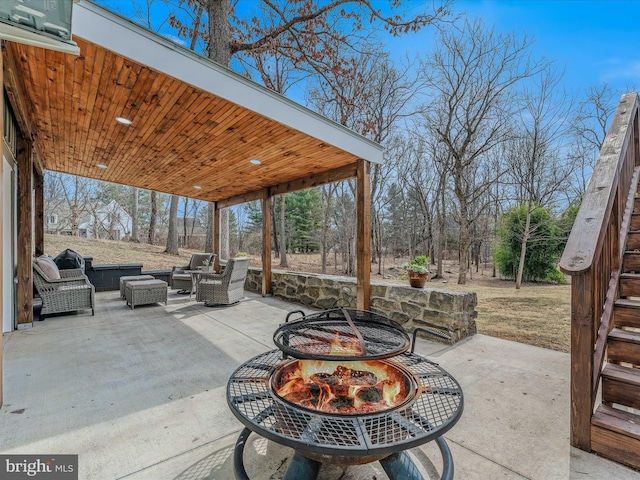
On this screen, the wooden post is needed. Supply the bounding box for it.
[262,192,272,296]
[16,134,33,328]
[570,273,594,450]
[213,205,220,273]
[356,159,371,310]
[34,168,44,256]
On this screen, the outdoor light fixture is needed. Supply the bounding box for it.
[116,117,132,125]
[97,164,108,169]
[250,159,261,165]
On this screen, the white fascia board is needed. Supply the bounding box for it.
[73,1,383,164]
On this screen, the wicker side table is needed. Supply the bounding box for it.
[125,279,168,309]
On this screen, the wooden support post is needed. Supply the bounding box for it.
[570,273,594,450]
[34,168,44,256]
[262,192,272,297]
[356,159,371,310]
[16,135,33,328]
[213,205,220,273]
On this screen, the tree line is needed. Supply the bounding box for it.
[49,0,630,286]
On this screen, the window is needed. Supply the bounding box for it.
[49,214,58,225]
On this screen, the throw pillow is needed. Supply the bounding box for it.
[36,255,61,280]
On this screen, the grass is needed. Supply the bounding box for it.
[44,234,201,271]
[43,234,571,353]
[458,284,570,352]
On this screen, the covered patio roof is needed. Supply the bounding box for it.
[4,0,382,330]
[4,0,383,203]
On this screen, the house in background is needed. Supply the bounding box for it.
[45,199,132,240]
[177,217,206,248]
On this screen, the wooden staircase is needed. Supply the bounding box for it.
[560,93,640,471]
[591,197,640,469]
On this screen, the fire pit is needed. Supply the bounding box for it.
[227,308,463,479]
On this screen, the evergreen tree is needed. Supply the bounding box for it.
[494,204,565,283]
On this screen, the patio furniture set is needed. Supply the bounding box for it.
[121,254,250,308]
[33,252,251,318]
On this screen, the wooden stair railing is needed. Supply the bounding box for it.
[560,92,640,470]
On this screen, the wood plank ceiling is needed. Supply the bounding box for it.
[6,37,362,203]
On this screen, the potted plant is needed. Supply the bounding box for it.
[402,255,430,288]
[200,259,213,272]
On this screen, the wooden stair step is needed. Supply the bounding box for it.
[632,213,640,231]
[635,196,640,214]
[623,250,640,272]
[614,299,640,328]
[592,404,640,470]
[608,328,640,365]
[619,273,640,297]
[629,231,640,251]
[602,363,640,410]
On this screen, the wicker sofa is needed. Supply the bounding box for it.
[195,257,250,306]
[170,253,215,292]
[33,256,95,320]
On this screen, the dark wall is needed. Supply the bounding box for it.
[83,257,170,292]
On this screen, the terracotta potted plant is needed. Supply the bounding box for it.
[402,255,430,288]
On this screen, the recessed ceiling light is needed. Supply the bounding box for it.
[116,117,132,125]
[250,159,261,165]
[97,164,108,169]
[194,185,202,189]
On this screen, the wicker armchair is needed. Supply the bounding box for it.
[170,253,215,292]
[33,257,95,320]
[196,257,250,306]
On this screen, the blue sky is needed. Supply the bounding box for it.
[429,0,639,94]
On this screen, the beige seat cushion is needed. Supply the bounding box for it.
[172,273,191,282]
[128,279,167,290]
[36,255,61,280]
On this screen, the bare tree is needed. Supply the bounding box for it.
[148,190,157,244]
[279,195,288,267]
[130,188,140,242]
[505,69,574,288]
[421,19,547,284]
[165,194,180,254]
[568,83,629,198]
[204,203,214,252]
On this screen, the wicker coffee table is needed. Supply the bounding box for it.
[124,279,168,309]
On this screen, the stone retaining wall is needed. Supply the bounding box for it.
[245,268,477,343]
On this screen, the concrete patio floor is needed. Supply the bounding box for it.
[1,290,639,480]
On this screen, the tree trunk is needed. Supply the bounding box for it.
[279,195,288,267]
[165,194,179,255]
[207,0,232,65]
[130,188,139,242]
[183,197,189,248]
[515,204,532,289]
[436,173,446,279]
[457,197,470,285]
[272,199,280,259]
[205,202,214,252]
[221,208,229,258]
[148,191,157,245]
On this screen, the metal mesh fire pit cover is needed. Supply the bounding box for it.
[273,308,411,361]
[227,349,464,458]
